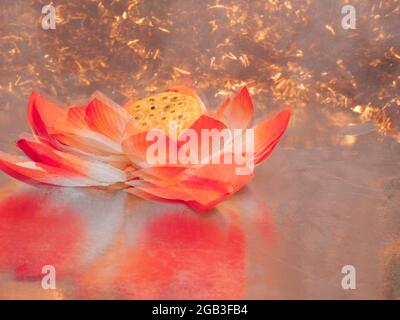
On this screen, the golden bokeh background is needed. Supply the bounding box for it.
[0,0,399,138]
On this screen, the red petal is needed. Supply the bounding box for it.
[186,114,226,133]
[128,180,230,212]
[177,115,229,164]
[214,87,254,128]
[127,161,253,212]
[27,93,121,157]
[51,131,123,156]
[27,91,66,147]
[122,131,178,168]
[182,162,253,193]
[85,98,131,143]
[17,138,127,185]
[127,180,225,207]
[128,181,228,212]
[214,96,231,120]
[54,105,125,156]
[122,131,155,167]
[17,138,78,173]
[0,151,100,187]
[186,199,226,212]
[254,109,291,164]
[29,93,130,156]
[66,105,88,129]
[130,166,188,186]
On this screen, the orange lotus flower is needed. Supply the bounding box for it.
[0,86,291,211]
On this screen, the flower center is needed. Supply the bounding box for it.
[126,92,203,134]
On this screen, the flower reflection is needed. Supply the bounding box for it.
[76,189,274,299]
[0,184,274,299]
[0,188,84,279]
[0,186,125,298]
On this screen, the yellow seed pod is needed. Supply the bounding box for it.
[126,92,204,134]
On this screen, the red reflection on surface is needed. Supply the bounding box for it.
[78,208,246,299]
[0,190,84,279]
[122,213,245,299]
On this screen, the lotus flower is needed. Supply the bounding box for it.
[0,86,291,211]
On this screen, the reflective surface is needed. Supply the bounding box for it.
[0,106,399,299]
[0,0,399,299]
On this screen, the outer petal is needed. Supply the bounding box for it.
[0,151,102,187]
[127,161,253,212]
[128,186,227,212]
[253,109,291,164]
[127,179,227,209]
[17,138,127,185]
[214,87,254,129]
[53,104,131,157]
[27,91,66,148]
[129,166,188,187]
[51,130,123,156]
[27,92,129,159]
[181,162,254,192]
[214,96,231,120]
